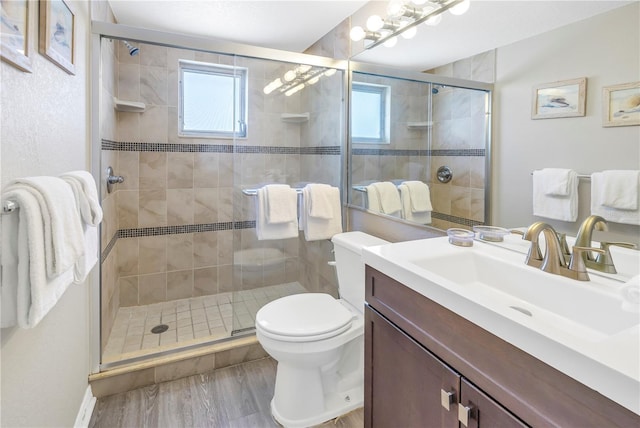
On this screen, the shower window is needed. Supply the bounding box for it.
[351,82,390,144]
[179,60,248,138]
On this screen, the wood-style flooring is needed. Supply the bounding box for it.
[89,357,364,428]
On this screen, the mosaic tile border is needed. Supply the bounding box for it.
[431,211,484,227]
[101,220,257,262]
[102,140,340,155]
[352,148,485,157]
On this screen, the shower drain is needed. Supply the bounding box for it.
[150,324,169,334]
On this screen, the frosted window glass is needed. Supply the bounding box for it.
[352,83,389,144]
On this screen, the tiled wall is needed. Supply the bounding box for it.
[100,41,344,347]
[350,51,494,231]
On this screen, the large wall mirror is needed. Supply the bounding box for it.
[347,61,493,231]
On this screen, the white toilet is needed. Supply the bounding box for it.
[255,231,388,428]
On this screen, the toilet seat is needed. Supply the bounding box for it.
[256,293,354,342]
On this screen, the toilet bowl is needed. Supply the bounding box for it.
[255,231,389,428]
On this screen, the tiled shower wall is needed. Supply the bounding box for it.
[350,50,493,231]
[100,41,343,349]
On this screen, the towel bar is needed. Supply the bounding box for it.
[2,200,17,214]
[242,187,304,196]
[352,185,368,193]
[530,172,591,179]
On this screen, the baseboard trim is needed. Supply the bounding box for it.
[74,385,96,428]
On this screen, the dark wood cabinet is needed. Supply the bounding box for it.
[364,266,640,428]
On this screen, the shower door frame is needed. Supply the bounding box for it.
[89,21,349,372]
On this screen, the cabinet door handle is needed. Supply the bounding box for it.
[440,389,455,411]
[458,403,475,427]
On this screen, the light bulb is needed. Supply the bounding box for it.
[366,15,384,31]
[284,70,297,82]
[422,5,442,26]
[387,1,405,18]
[324,68,337,77]
[449,0,470,16]
[271,78,283,90]
[400,24,417,39]
[383,36,398,48]
[297,64,312,74]
[308,76,320,85]
[350,26,366,42]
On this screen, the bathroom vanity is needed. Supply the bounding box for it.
[362,238,640,427]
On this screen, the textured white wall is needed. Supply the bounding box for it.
[0,1,92,426]
[493,3,640,244]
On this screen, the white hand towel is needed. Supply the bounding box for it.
[532,169,578,222]
[265,184,298,224]
[301,186,343,241]
[60,170,103,225]
[591,172,640,225]
[400,181,433,213]
[1,208,19,327]
[600,170,639,210]
[2,188,75,328]
[306,183,334,219]
[73,224,99,284]
[399,184,432,224]
[255,186,298,240]
[366,184,382,212]
[535,168,574,196]
[370,182,402,217]
[7,177,85,278]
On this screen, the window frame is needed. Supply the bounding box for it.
[178,60,248,139]
[351,82,390,144]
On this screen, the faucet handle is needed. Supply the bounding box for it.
[509,229,524,236]
[569,246,606,281]
[593,241,638,274]
[556,233,571,261]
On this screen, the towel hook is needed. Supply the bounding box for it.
[106,166,125,194]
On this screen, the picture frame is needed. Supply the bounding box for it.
[39,0,75,75]
[602,81,640,127]
[531,77,587,119]
[0,0,32,72]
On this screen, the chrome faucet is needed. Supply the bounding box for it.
[574,215,636,273]
[523,222,604,281]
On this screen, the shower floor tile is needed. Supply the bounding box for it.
[102,282,306,364]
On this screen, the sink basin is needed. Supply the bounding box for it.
[410,249,638,341]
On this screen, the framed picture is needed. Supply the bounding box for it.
[0,0,32,72]
[531,77,587,119]
[602,81,640,127]
[39,0,75,74]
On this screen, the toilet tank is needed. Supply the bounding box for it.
[331,231,389,312]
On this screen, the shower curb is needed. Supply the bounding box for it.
[89,335,267,397]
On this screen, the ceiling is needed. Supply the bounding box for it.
[108,0,635,70]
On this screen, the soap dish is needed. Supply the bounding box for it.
[447,228,475,247]
[473,226,510,242]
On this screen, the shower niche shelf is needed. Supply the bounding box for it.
[281,113,310,123]
[406,121,432,129]
[113,97,146,113]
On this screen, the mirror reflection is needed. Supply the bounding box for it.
[348,66,491,231]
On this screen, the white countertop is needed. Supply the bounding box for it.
[363,236,640,415]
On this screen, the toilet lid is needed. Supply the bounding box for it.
[256,293,354,340]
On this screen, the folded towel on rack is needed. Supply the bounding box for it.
[1,187,75,328]
[265,184,298,224]
[591,172,640,225]
[1,211,19,328]
[399,184,432,224]
[306,183,335,219]
[300,185,343,241]
[7,177,85,277]
[400,181,433,213]
[60,170,103,225]
[367,182,402,217]
[599,170,639,210]
[535,168,574,196]
[365,184,381,212]
[255,186,298,240]
[532,169,578,222]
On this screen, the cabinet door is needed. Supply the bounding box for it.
[365,307,460,428]
[458,378,528,428]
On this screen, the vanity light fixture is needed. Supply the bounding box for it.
[350,0,470,50]
[263,65,334,96]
